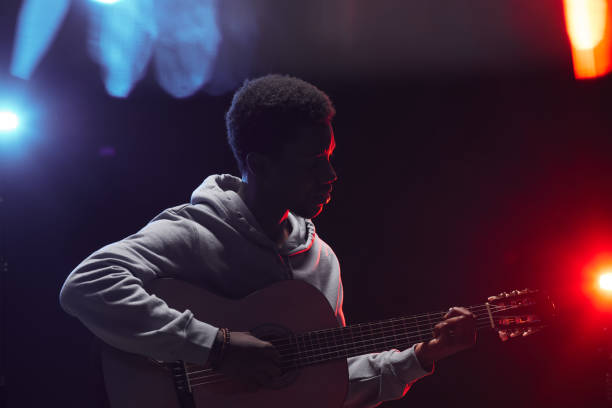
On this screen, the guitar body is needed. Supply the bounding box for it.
[101,279,349,408]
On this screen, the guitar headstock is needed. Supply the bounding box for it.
[486,289,556,342]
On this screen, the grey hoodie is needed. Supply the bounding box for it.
[60,174,431,407]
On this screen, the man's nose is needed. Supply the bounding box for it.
[323,160,338,184]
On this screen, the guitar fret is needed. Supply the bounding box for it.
[342,327,350,358]
[413,315,421,343]
[399,317,407,347]
[320,330,327,360]
[426,313,434,336]
[333,328,340,359]
[375,321,384,350]
[291,334,300,369]
[323,329,333,362]
[307,331,315,364]
[350,326,358,356]
[300,333,308,365]
[331,328,340,359]
[366,323,374,353]
[391,319,399,350]
[382,320,392,350]
[347,325,355,357]
[361,324,369,354]
[318,331,326,360]
[321,330,329,362]
[355,324,365,355]
[355,324,365,356]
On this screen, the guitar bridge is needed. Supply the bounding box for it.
[162,360,196,408]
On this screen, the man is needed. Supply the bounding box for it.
[60,74,476,407]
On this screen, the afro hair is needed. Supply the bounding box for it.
[226,74,335,174]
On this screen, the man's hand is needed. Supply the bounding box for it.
[414,307,476,368]
[215,331,282,391]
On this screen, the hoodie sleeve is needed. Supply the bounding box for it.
[337,279,434,407]
[344,347,433,408]
[59,208,219,364]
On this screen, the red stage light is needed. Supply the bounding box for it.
[563,0,612,79]
[581,253,612,312]
[599,271,612,292]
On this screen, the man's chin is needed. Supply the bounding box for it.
[293,203,324,220]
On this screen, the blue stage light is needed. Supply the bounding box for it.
[11,0,241,98]
[0,93,40,160]
[0,112,19,133]
[10,0,71,80]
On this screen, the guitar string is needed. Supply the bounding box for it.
[187,333,484,388]
[183,310,463,377]
[187,301,519,373]
[266,303,519,349]
[183,303,522,380]
[184,315,504,381]
[185,314,537,386]
[183,302,519,374]
[185,318,518,388]
[185,319,506,388]
[262,302,510,340]
[183,311,521,383]
[186,319,536,388]
[185,301,516,372]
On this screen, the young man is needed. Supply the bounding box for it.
[60,75,476,407]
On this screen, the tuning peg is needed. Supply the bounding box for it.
[523,326,543,337]
[511,328,524,338]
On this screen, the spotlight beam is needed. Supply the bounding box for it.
[10,0,71,80]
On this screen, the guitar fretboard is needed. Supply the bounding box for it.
[274,305,488,369]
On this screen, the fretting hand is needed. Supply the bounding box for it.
[413,307,476,368]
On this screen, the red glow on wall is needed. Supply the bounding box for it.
[563,0,612,79]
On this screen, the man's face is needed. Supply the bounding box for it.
[266,122,338,219]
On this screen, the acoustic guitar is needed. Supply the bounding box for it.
[100,279,554,408]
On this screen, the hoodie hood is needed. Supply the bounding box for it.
[190,174,315,255]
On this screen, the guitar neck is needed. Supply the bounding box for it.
[279,303,493,368]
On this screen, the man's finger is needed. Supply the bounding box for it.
[445,306,474,319]
[262,341,280,356]
[433,321,444,338]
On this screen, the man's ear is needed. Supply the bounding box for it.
[245,152,270,178]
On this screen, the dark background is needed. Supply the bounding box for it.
[2,0,612,407]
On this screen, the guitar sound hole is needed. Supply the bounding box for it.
[251,323,300,390]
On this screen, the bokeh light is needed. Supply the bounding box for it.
[0,111,19,133]
[563,0,612,79]
[565,0,607,50]
[599,271,612,291]
[582,252,612,313]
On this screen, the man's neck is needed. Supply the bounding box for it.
[238,182,291,248]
